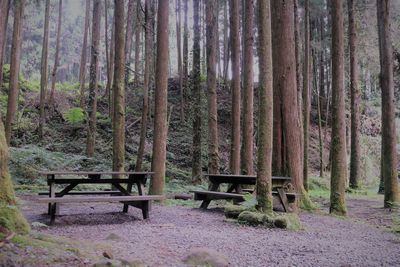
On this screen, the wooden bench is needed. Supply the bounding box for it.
[191,174,299,212]
[37,171,163,225]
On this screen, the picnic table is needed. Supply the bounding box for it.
[191,174,299,212]
[37,171,164,224]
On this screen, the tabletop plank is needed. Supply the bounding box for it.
[39,171,154,175]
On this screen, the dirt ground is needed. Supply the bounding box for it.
[3,194,400,267]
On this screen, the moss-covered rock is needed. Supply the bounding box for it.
[273,216,288,229]
[224,205,248,219]
[183,247,229,267]
[237,211,264,225]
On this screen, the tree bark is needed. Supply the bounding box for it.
[229,0,241,175]
[330,0,347,216]
[223,0,229,84]
[0,0,10,88]
[38,0,50,140]
[182,0,189,107]
[348,0,361,189]
[192,0,202,183]
[5,0,25,145]
[48,0,63,107]
[86,0,102,157]
[150,0,169,195]
[112,0,126,173]
[303,0,310,191]
[256,0,273,212]
[376,0,399,207]
[135,0,152,172]
[241,0,254,176]
[134,0,141,87]
[176,0,184,123]
[125,0,135,89]
[79,0,90,109]
[294,0,303,163]
[206,0,219,175]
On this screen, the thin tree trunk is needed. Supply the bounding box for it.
[38,0,50,140]
[223,0,229,84]
[79,0,90,109]
[150,0,169,195]
[330,0,347,216]
[0,0,10,88]
[256,0,273,212]
[125,0,136,89]
[135,0,152,172]
[182,0,188,105]
[229,0,241,175]
[48,0,63,107]
[348,0,361,189]
[5,0,25,145]
[376,0,399,207]
[192,0,202,184]
[134,0,141,87]
[241,0,254,175]
[176,0,184,122]
[104,0,110,104]
[206,0,219,174]
[303,0,310,191]
[112,0,126,173]
[86,0,102,157]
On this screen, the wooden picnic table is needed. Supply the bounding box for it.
[37,171,164,224]
[191,174,298,212]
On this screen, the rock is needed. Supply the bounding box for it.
[183,248,230,267]
[103,250,114,259]
[237,211,264,225]
[93,259,147,267]
[31,222,48,229]
[273,217,288,229]
[224,205,247,219]
[105,233,123,241]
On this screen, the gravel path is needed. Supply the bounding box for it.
[20,195,400,267]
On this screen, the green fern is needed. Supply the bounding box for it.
[63,107,86,124]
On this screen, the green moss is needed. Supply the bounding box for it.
[237,211,264,225]
[224,205,248,219]
[0,204,30,234]
[300,190,319,211]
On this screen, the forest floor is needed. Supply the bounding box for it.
[1,193,399,267]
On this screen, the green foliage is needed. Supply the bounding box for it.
[19,79,40,92]
[63,107,86,124]
[58,82,80,92]
[0,203,30,234]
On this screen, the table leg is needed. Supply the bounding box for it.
[200,183,220,209]
[123,182,134,213]
[277,188,290,212]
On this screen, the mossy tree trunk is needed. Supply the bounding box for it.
[206,0,219,175]
[150,0,169,195]
[176,0,184,123]
[241,0,254,176]
[229,0,241,175]
[5,0,25,146]
[124,0,135,90]
[329,0,347,216]
[112,0,126,174]
[134,0,141,87]
[191,0,202,184]
[86,0,101,157]
[256,0,273,212]
[0,0,10,88]
[78,0,90,109]
[376,0,400,207]
[135,0,152,172]
[0,119,29,234]
[48,0,62,107]
[38,0,50,140]
[182,0,189,115]
[348,0,361,189]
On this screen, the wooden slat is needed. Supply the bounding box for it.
[39,171,154,176]
[47,178,146,185]
[205,174,291,180]
[191,190,298,203]
[37,195,165,203]
[38,191,122,196]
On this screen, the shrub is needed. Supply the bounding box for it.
[63,107,86,124]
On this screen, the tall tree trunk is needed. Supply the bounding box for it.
[241,0,254,175]
[150,0,169,195]
[86,0,101,157]
[223,0,229,84]
[79,0,90,109]
[5,0,25,145]
[104,0,111,109]
[302,0,310,191]
[134,0,141,87]
[206,0,219,174]
[319,15,326,119]
[0,0,10,88]
[192,0,202,183]
[182,0,189,106]
[135,0,152,172]
[112,0,126,173]
[125,0,135,89]
[38,0,50,140]
[256,0,273,212]
[271,0,303,193]
[330,0,347,216]
[229,0,241,175]
[294,0,303,162]
[376,0,399,207]
[0,119,29,234]
[48,0,63,107]
[176,0,184,122]
[348,0,361,189]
